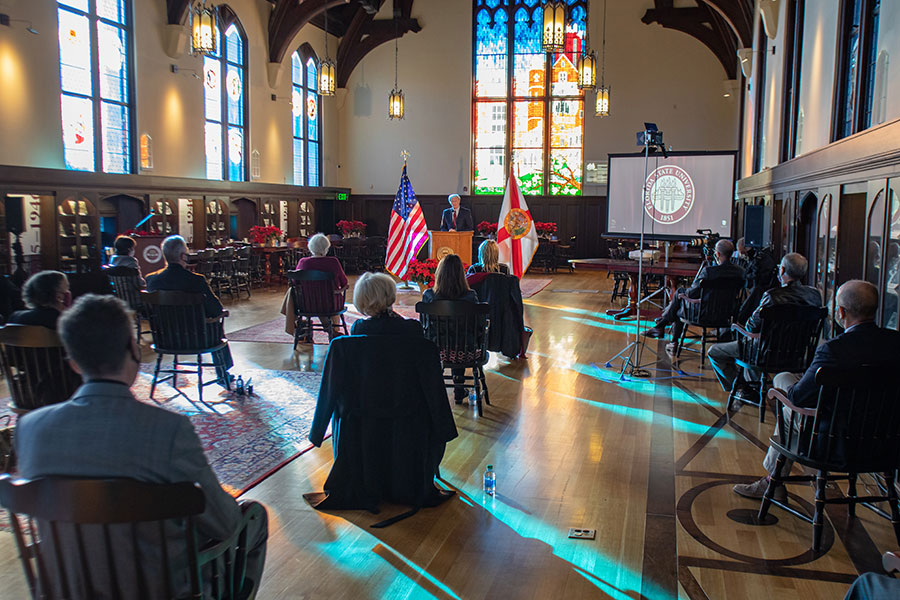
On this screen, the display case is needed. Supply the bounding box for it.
[205,198,229,247]
[56,195,100,273]
[260,200,279,228]
[147,197,178,236]
[298,200,314,238]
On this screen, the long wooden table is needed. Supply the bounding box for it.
[570,257,701,320]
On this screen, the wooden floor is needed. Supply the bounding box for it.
[1,271,895,599]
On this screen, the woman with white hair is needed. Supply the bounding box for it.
[350,272,422,336]
[295,233,348,291]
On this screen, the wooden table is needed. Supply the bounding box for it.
[570,257,701,320]
[252,246,292,285]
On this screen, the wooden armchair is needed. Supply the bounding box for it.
[759,365,900,552]
[0,325,81,414]
[0,475,262,600]
[286,269,348,348]
[141,291,229,404]
[106,265,150,342]
[416,300,491,415]
[728,304,826,422]
[673,277,745,367]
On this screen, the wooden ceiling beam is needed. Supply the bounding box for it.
[166,0,191,25]
[268,0,351,65]
[336,16,421,88]
[642,5,737,79]
[698,0,753,48]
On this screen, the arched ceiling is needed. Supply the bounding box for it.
[641,0,754,80]
[165,0,420,88]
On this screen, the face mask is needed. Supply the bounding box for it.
[62,290,73,308]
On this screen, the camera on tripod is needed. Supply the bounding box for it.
[691,229,721,259]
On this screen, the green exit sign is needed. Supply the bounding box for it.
[336,192,349,201]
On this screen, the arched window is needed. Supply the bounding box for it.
[472,0,585,196]
[203,13,248,181]
[292,45,322,187]
[57,0,134,173]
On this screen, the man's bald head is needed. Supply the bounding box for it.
[714,239,735,264]
[836,280,879,324]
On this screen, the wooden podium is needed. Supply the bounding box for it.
[429,231,473,265]
[133,235,168,275]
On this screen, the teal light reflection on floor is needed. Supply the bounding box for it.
[441,477,671,600]
[374,544,461,600]
[561,315,646,335]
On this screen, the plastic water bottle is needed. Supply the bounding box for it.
[483,465,496,496]
[469,388,477,409]
[235,375,244,395]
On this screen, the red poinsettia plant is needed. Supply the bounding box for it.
[535,222,558,236]
[407,259,439,287]
[336,220,367,236]
[123,229,153,237]
[248,225,284,245]
[476,221,498,236]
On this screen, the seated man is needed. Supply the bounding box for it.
[736,239,778,325]
[642,239,744,342]
[14,295,268,594]
[8,270,70,330]
[707,252,822,395]
[733,280,900,500]
[146,235,233,386]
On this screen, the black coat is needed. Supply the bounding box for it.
[468,273,525,359]
[440,207,474,232]
[146,264,223,318]
[8,306,61,330]
[350,312,423,336]
[307,335,458,510]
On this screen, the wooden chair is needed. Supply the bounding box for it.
[362,236,386,272]
[416,300,491,416]
[333,238,362,274]
[231,246,252,299]
[141,291,229,404]
[555,236,576,272]
[211,248,235,298]
[286,270,348,348]
[0,325,81,414]
[530,243,555,274]
[0,475,262,600]
[106,265,150,342]
[760,365,900,552]
[196,249,215,281]
[673,277,745,367]
[728,304,827,422]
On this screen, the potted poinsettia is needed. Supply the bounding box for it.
[407,258,438,291]
[476,221,498,239]
[336,220,367,237]
[249,225,284,246]
[535,222,558,240]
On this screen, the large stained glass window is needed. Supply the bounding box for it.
[473,0,585,195]
[57,0,133,173]
[204,21,247,181]
[291,47,322,186]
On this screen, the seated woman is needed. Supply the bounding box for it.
[421,254,478,403]
[293,233,349,337]
[8,271,70,330]
[466,239,509,277]
[109,235,146,285]
[351,272,422,336]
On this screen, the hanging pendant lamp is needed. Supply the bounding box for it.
[542,1,567,53]
[319,9,335,96]
[191,0,217,56]
[388,29,404,119]
[595,0,610,116]
[577,0,595,90]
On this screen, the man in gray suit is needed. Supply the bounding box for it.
[15,294,268,595]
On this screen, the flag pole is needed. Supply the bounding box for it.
[396,149,415,290]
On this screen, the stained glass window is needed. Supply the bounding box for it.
[57,0,133,173]
[291,48,322,187]
[473,0,585,195]
[204,22,247,181]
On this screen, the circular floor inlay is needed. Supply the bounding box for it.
[726,508,779,526]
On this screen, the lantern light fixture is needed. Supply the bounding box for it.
[594,0,610,117]
[577,0,596,90]
[541,1,567,53]
[388,29,404,119]
[319,9,335,96]
[191,0,217,56]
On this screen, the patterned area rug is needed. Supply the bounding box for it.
[1,365,322,498]
[520,278,552,298]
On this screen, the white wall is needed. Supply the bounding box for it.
[338,0,739,195]
[794,0,839,156]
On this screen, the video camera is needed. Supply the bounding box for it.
[690,229,721,259]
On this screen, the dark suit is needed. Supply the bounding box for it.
[440,207,474,232]
[8,306,61,330]
[145,263,233,382]
[350,311,423,336]
[656,260,746,340]
[15,381,268,597]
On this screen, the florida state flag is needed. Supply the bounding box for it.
[497,172,538,278]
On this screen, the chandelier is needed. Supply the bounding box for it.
[542,1,567,53]
[191,0,217,56]
[319,9,335,96]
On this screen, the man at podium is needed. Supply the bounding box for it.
[440,194,474,232]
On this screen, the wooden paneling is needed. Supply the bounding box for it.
[333,194,609,258]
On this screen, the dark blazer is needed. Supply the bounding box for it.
[146,263,223,318]
[8,306,61,330]
[440,207,474,232]
[421,288,478,303]
[350,311,423,336]
[468,273,525,359]
[308,335,457,510]
[15,381,247,597]
[685,260,745,298]
[746,280,822,333]
[467,263,510,276]
[789,321,900,408]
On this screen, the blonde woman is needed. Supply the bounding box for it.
[351,272,422,336]
[467,239,510,276]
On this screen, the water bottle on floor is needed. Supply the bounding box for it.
[483,465,496,496]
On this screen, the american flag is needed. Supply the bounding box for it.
[386,165,428,279]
